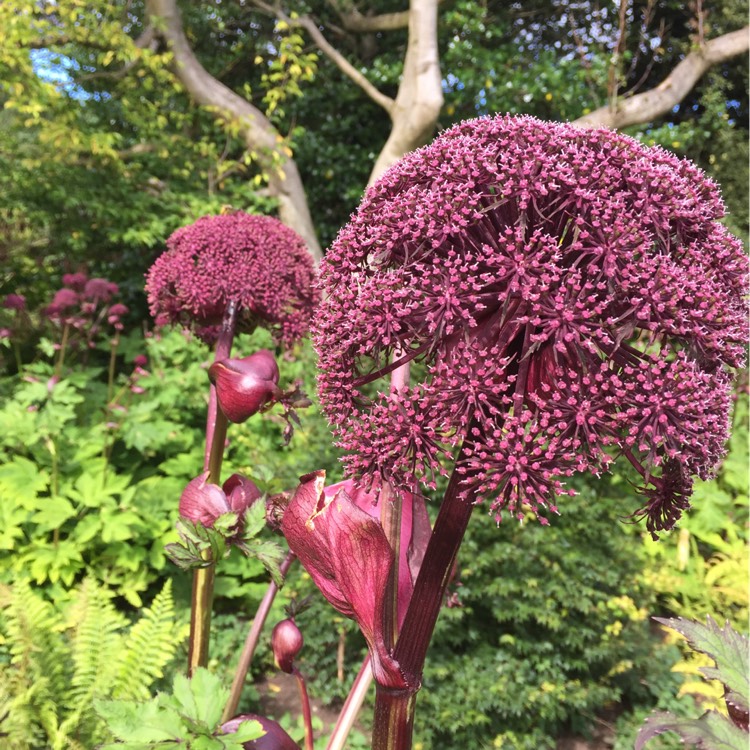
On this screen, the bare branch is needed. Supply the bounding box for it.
[338,9,410,32]
[251,1,395,113]
[574,26,749,129]
[295,16,395,112]
[145,0,322,260]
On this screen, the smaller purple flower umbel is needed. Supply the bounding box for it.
[179,471,263,529]
[208,350,282,423]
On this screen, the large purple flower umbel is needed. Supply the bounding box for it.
[314,115,748,537]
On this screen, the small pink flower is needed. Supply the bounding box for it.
[179,472,262,527]
[145,212,319,345]
[133,354,148,368]
[84,278,119,302]
[314,114,748,536]
[208,350,282,423]
[44,288,79,317]
[62,272,88,290]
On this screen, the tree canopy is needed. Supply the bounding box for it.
[1,0,747,299]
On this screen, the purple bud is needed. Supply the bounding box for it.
[133,354,148,368]
[223,473,264,514]
[220,714,298,750]
[179,472,262,528]
[208,350,282,423]
[271,618,304,673]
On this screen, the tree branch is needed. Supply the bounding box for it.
[574,26,750,129]
[251,1,394,113]
[293,15,395,112]
[145,0,322,260]
[338,9,409,32]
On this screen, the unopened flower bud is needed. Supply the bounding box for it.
[208,350,282,423]
[271,618,303,674]
[179,472,262,527]
[221,714,298,749]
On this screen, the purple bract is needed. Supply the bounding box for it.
[313,115,748,537]
[145,212,319,345]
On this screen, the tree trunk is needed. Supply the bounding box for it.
[145,0,322,261]
[366,0,443,185]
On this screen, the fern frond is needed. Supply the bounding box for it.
[63,578,126,741]
[3,580,69,697]
[113,579,181,701]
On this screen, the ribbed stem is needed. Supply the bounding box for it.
[371,464,476,750]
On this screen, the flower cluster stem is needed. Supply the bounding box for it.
[371,464,475,750]
[223,551,297,722]
[293,667,315,750]
[187,301,238,677]
[326,656,373,750]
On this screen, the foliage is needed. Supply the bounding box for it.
[638,393,749,630]
[96,667,263,749]
[0,288,337,607]
[635,617,749,750]
[0,577,181,750]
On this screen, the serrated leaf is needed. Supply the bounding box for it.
[655,616,749,710]
[94,697,185,741]
[242,499,267,539]
[635,709,748,750]
[244,539,286,586]
[229,718,264,741]
[170,668,228,728]
[30,495,77,530]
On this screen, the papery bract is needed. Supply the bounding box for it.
[281,471,409,688]
[208,350,282,423]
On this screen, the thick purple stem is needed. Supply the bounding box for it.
[371,464,476,750]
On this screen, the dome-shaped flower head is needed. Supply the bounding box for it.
[314,115,748,538]
[145,212,320,345]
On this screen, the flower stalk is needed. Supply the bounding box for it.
[223,551,297,722]
[371,463,475,750]
[188,300,238,676]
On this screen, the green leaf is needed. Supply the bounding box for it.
[655,616,750,711]
[242,499,267,539]
[0,456,49,509]
[30,495,76,531]
[635,709,748,750]
[94,697,186,741]
[170,668,229,728]
[229,718,264,742]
